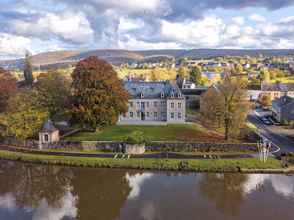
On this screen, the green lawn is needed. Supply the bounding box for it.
[0,150,283,172]
[65,124,224,142]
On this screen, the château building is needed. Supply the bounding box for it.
[118,81,186,124]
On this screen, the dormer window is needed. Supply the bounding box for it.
[141,93,144,98]
[178,93,182,98]
[161,92,165,98]
[171,92,174,98]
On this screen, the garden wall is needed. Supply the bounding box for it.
[43,140,258,152]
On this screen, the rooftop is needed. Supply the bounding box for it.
[124,81,183,99]
[41,120,58,133]
[272,95,294,107]
[261,83,294,91]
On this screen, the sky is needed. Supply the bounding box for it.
[1,0,294,59]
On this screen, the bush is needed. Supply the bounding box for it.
[125,131,146,145]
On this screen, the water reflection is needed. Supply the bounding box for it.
[0,161,293,220]
[0,161,76,220]
[199,174,248,216]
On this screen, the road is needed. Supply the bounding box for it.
[248,113,294,154]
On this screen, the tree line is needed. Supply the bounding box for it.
[0,56,129,142]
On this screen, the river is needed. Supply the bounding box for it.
[0,160,293,220]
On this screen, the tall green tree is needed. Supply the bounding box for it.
[0,67,17,112]
[35,70,71,119]
[189,66,202,85]
[71,56,129,129]
[200,75,250,140]
[23,51,34,86]
[0,90,48,142]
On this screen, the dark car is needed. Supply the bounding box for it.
[261,117,273,125]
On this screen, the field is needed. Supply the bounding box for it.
[65,124,225,142]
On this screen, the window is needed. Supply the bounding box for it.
[178,102,182,108]
[146,112,150,117]
[161,101,165,106]
[44,134,49,142]
[171,92,174,98]
[129,102,133,107]
[171,102,174,108]
[137,111,140,117]
[178,112,182,119]
[178,93,182,98]
[154,112,158,118]
[141,93,144,98]
[154,101,158,107]
[161,92,165,98]
[161,112,165,118]
[146,102,149,108]
[171,112,174,119]
[130,112,133,118]
[137,102,140,107]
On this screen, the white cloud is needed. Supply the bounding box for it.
[0,33,31,58]
[118,34,181,50]
[232,17,245,25]
[0,193,17,211]
[32,190,78,220]
[125,173,153,199]
[161,17,225,47]
[243,174,294,198]
[10,12,94,44]
[119,17,144,31]
[249,14,266,23]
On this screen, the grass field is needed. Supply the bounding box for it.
[0,150,283,172]
[65,124,225,142]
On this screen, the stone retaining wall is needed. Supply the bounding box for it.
[44,141,258,152]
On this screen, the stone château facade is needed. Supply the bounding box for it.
[118,81,186,124]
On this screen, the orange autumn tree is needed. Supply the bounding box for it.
[0,67,17,113]
[71,56,129,129]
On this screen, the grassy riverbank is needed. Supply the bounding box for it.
[0,150,285,173]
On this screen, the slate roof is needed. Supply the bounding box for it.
[272,96,294,108]
[41,120,58,133]
[261,83,294,91]
[124,81,183,99]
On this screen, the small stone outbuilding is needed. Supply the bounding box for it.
[39,120,60,149]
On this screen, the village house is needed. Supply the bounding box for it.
[118,81,186,124]
[272,95,294,123]
[261,82,294,101]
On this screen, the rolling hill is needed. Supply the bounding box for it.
[1,49,294,70]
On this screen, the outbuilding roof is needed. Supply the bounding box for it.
[41,120,58,133]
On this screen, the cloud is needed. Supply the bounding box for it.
[32,191,78,220]
[1,0,294,58]
[243,174,294,198]
[0,193,17,211]
[125,173,154,199]
[0,33,31,58]
[232,17,245,25]
[249,14,266,22]
[9,11,94,44]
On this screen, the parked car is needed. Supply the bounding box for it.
[260,117,273,125]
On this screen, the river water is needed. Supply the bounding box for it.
[0,160,293,220]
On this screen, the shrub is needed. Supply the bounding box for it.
[125,131,146,145]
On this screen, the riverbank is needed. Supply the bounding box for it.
[0,149,291,173]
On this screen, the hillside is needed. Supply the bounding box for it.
[1,49,294,70]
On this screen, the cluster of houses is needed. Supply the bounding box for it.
[248,82,294,123]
